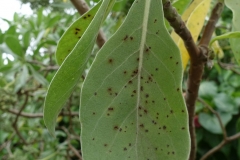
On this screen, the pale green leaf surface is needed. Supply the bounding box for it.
[44,0,115,136]
[210,31,240,46]
[225,0,240,64]
[55,2,101,65]
[80,0,190,159]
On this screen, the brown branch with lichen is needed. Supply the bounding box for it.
[198,98,240,160]
[162,0,224,159]
[70,0,106,48]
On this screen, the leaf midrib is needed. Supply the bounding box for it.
[135,0,151,158]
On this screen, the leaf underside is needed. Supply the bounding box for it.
[80,0,190,159]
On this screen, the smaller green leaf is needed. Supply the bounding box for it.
[210,31,240,46]
[23,31,31,49]
[46,15,61,28]
[5,35,24,58]
[199,112,232,134]
[5,25,17,36]
[14,65,29,92]
[44,0,116,136]
[28,64,49,86]
[55,1,101,65]
[213,93,236,114]
[199,81,217,98]
[0,30,4,44]
[37,8,44,27]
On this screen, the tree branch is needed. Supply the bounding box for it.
[5,108,79,118]
[162,1,224,160]
[199,2,224,46]
[12,93,29,145]
[70,0,106,48]
[198,98,227,139]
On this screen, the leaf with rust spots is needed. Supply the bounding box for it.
[80,0,190,159]
[55,2,101,65]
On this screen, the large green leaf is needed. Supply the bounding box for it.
[80,0,190,159]
[44,0,116,136]
[225,0,240,65]
[55,2,102,65]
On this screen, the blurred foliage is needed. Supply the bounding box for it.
[0,0,240,160]
[0,5,82,159]
[195,5,240,160]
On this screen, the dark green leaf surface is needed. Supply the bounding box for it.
[55,2,102,65]
[5,36,24,58]
[80,0,190,159]
[44,0,115,136]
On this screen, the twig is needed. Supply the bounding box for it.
[162,1,224,159]
[4,108,79,118]
[198,98,240,160]
[70,0,106,48]
[199,3,224,46]
[62,127,82,159]
[69,144,82,160]
[12,93,29,144]
[218,60,240,75]
[198,98,227,139]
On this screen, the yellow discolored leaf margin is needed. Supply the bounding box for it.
[171,0,211,69]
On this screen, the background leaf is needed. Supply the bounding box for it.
[14,65,29,92]
[210,31,240,46]
[80,0,190,159]
[28,64,49,86]
[199,112,232,134]
[5,35,24,58]
[43,0,116,136]
[225,0,240,65]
